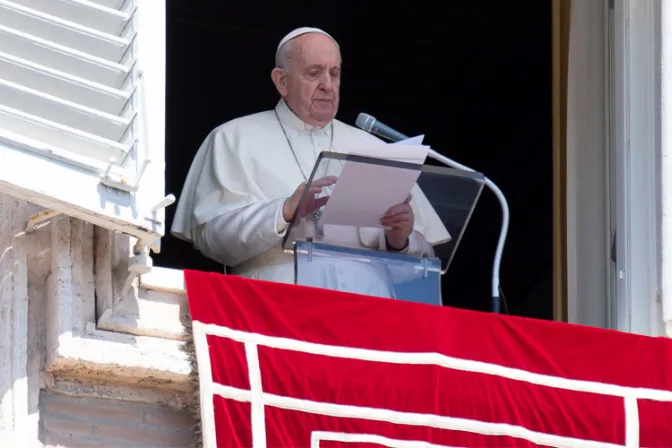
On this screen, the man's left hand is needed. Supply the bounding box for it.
[381,196,414,250]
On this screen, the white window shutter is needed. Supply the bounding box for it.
[0,0,170,250]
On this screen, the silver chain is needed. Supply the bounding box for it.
[275,110,334,236]
[274,109,333,181]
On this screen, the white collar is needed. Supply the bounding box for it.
[275,99,332,133]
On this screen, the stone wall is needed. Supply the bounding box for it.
[1,194,46,442]
[0,193,194,447]
[41,391,194,448]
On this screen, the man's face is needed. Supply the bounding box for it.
[274,34,341,127]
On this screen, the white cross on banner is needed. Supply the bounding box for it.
[184,270,672,448]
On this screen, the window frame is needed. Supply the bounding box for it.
[608,0,664,336]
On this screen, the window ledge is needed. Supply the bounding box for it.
[49,323,191,387]
[96,266,187,339]
[94,228,188,340]
[140,266,186,294]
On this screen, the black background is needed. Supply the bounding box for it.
[156,0,553,319]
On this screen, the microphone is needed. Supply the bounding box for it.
[355,112,511,314]
[356,113,409,142]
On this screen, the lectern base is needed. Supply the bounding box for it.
[294,240,442,306]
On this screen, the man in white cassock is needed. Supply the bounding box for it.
[171,27,451,298]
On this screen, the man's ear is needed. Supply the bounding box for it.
[271,68,288,96]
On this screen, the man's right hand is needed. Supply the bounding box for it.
[282,176,338,222]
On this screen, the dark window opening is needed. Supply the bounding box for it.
[157,0,553,319]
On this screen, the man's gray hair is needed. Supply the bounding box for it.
[275,40,294,70]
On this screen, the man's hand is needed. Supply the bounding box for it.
[282,176,338,222]
[381,195,414,250]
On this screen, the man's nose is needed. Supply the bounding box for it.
[319,73,333,90]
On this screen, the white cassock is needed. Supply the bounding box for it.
[171,99,451,298]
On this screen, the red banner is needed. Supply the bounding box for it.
[185,270,672,447]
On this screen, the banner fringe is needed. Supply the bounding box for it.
[182,316,203,448]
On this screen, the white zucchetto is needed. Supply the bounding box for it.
[275,27,339,62]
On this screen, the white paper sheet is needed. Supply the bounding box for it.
[343,136,429,165]
[318,136,429,228]
[393,135,425,146]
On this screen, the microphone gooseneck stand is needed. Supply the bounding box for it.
[356,116,510,313]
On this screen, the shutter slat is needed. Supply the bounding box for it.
[9,0,131,36]
[0,129,121,174]
[86,0,128,11]
[0,105,131,163]
[0,79,133,142]
[0,1,130,62]
[0,26,130,88]
[0,53,131,115]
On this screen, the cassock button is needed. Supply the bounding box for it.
[340,282,347,289]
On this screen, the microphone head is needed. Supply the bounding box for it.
[355,113,376,132]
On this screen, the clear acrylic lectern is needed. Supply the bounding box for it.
[281,152,485,306]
